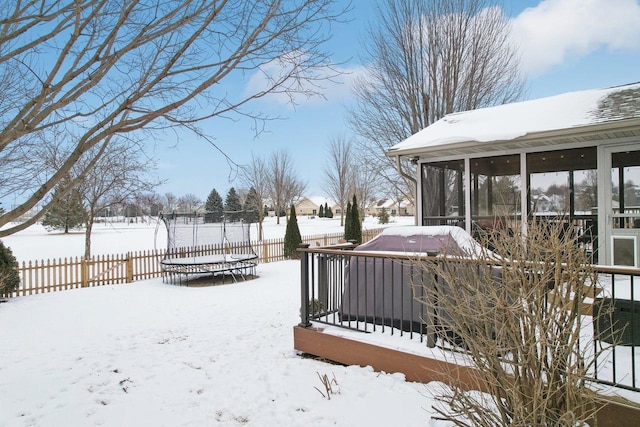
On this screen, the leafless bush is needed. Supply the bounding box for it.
[414,219,611,426]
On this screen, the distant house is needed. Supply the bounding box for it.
[386,82,640,267]
[531,194,552,213]
[295,196,335,216]
[368,198,416,217]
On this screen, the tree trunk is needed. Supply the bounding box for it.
[84,219,94,259]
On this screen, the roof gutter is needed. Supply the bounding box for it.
[395,155,417,187]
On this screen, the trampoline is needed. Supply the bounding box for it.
[158,212,258,284]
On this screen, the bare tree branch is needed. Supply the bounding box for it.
[349,0,524,204]
[322,134,354,226]
[0,0,348,235]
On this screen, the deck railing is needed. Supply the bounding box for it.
[298,245,640,393]
[3,228,385,298]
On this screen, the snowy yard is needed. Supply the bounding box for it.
[1,216,444,426]
[0,261,439,426]
[2,215,637,426]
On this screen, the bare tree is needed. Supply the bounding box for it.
[240,154,270,240]
[134,192,163,218]
[76,141,161,258]
[351,150,383,218]
[0,0,348,236]
[177,194,202,214]
[164,193,178,213]
[349,0,524,204]
[267,150,306,225]
[323,135,354,226]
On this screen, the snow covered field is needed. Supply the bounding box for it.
[2,215,414,262]
[1,215,445,427]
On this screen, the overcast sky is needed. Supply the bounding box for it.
[20,0,638,207]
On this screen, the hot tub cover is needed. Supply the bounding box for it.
[339,226,498,346]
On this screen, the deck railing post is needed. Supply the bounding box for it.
[299,243,311,327]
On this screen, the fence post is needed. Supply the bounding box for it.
[81,257,89,287]
[262,241,269,263]
[298,243,311,327]
[126,252,133,283]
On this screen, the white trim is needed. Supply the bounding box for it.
[520,152,528,237]
[464,158,471,234]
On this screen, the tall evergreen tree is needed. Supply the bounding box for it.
[318,204,324,218]
[204,188,224,222]
[350,194,362,244]
[326,205,333,218]
[224,187,242,222]
[42,176,86,233]
[283,204,302,259]
[344,200,353,241]
[242,187,260,223]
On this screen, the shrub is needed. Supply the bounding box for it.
[378,207,389,224]
[283,204,302,259]
[415,219,605,426]
[0,240,20,297]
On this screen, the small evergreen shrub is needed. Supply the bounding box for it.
[378,207,389,224]
[0,240,20,297]
[283,204,302,259]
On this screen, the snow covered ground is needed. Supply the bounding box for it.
[1,215,447,427]
[3,215,636,426]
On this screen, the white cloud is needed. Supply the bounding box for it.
[511,0,640,76]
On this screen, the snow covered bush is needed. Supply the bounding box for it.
[0,240,20,297]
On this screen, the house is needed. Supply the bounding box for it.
[387,82,640,267]
[294,196,335,216]
[367,198,416,217]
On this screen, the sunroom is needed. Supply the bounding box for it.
[387,82,640,268]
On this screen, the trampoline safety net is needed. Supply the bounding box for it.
[159,212,258,283]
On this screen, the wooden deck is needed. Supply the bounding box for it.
[294,325,640,427]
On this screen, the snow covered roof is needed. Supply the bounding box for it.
[388,82,640,157]
[297,196,335,207]
[371,198,414,209]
